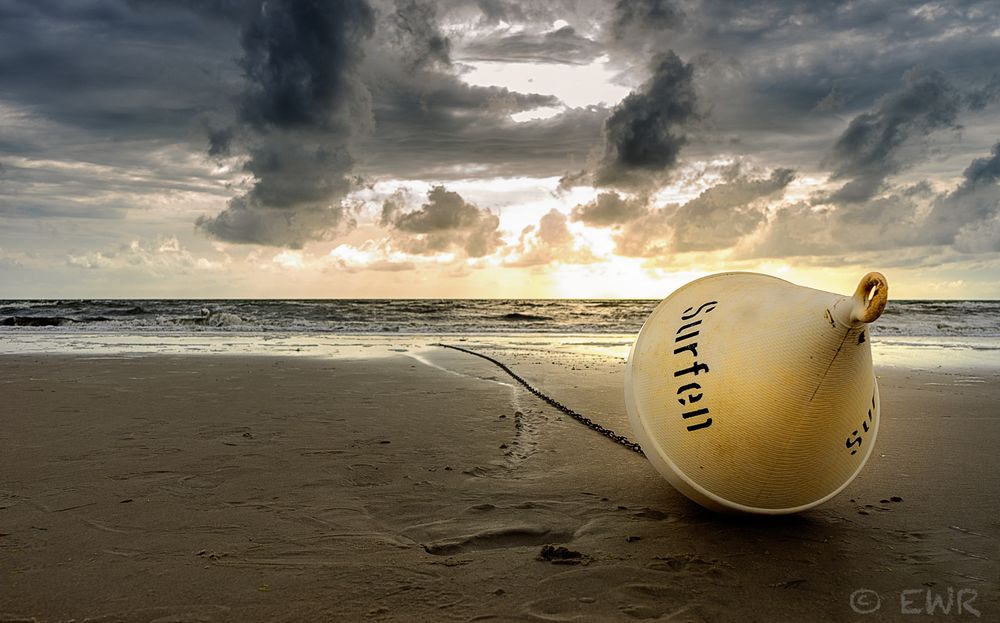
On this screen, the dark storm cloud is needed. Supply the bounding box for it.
[196,194,354,249]
[374,66,557,115]
[0,0,248,227]
[3,0,1000,274]
[385,186,502,257]
[0,1,240,141]
[610,0,683,41]
[394,186,482,233]
[966,73,1000,111]
[459,25,602,65]
[960,143,1000,189]
[366,104,606,180]
[196,0,375,247]
[233,140,355,209]
[823,68,961,204]
[595,51,698,188]
[127,0,257,22]
[923,142,1000,250]
[618,0,1000,182]
[206,127,234,158]
[233,0,375,130]
[285,0,610,180]
[236,0,374,130]
[357,45,605,179]
[392,0,451,69]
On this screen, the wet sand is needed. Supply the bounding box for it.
[1,345,997,622]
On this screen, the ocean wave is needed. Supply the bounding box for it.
[1,316,74,327]
[0,299,996,337]
[497,312,554,322]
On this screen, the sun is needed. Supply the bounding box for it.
[546,258,702,299]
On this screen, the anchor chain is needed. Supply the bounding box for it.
[433,343,645,456]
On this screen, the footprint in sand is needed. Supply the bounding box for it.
[402,501,582,555]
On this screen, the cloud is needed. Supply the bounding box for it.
[127,0,258,22]
[463,0,594,27]
[4,0,1000,289]
[535,207,573,246]
[0,153,215,220]
[612,209,672,258]
[616,0,1000,183]
[670,167,795,251]
[236,0,374,129]
[325,242,417,273]
[0,1,242,142]
[966,72,1000,111]
[458,25,602,65]
[378,188,407,227]
[605,167,794,256]
[610,0,683,42]
[195,197,356,249]
[206,126,234,158]
[473,0,519,23]
[924,141,1000,249]
[391,0,451,69]
[594,51,698,188]
[359,94,605,179]
[252,243,420,273]
[355,11,610,180]
[961,142,1000,189]
[745,189,931,259]
[571,191,648,226]
[748,142,1000,258]
[196,0,375,247]
[822,68,961,204]
[506,208,597,267]
[66,237,222,273]
[385,185,502,258]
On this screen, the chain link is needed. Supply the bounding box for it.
[434,343,645,456]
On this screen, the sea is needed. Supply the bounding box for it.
[2,299,998,336]
[1,299,997,368]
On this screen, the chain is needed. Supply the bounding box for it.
[433,343,645,456]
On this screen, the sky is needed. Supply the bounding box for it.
[1,0,999,299]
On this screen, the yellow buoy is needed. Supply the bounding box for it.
[625,272,888,514]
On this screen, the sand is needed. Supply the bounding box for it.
[1,343,997,622]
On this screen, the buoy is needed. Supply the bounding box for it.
[625,272,888,514]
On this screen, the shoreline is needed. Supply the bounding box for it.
[0,330,998,374]
[1,347,997,621]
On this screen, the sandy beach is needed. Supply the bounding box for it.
[1,342,997,622]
